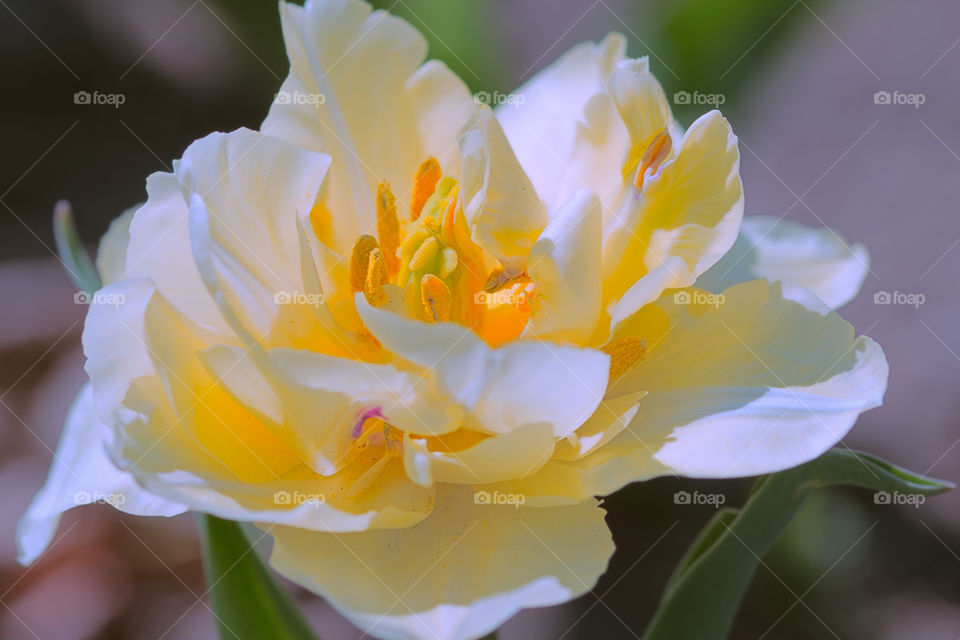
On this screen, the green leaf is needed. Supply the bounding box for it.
[199,515,321,640]
[52,200,102,294]
[642,449,953,640]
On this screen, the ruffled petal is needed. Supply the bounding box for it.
[526,189,603,344]
[481,279,887,505]
[697,216,870,310]
[602,110,744,336]
[496,33,626,209]
[459,107,548,275]
[95,206,136,285]
[16,384,187,565]
[267,485,614,640]
[356,296,610,438]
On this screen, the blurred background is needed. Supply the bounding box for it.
[1,0,958,638]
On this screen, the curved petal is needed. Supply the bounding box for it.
[182,128,335,348]
[696,216,871,310]
[526,189,602,344]
[95,206,137,285]
[484,279,887,505]
[125,171,231,335]
[267,485,614,640]
[16,384,187,565]
[356,296,610,438]
[263,0,476,251]
[496,33,626,209]
[459,107,548,275]
[602,110,744,336]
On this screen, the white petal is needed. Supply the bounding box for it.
[526,189,602,344]
[182,128,332,345]
[483,279,887,503]
[697,216,871,310]
[603,110,744,334]
[95,206,136,285]
[267,485,614,640]
[459,108,548,274]
[16,384,186,565]
[496,33,626,209]
[264,0,476,250]
[356,296,610,438]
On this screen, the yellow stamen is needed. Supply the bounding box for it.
[420,274,452,323]
[376,181,401,277]
[634,129,672,190]
[601,336,647,379]
[409,236,439,273]
[439,247,458,278]
[411,157,442,221]
[350,234,379,293]
[364,248,388,306]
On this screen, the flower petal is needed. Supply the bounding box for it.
[602,110,744,335]
[16,383,187,565]
[182,128,333,346]
[95,206,136,285]
[526,189,603,344]
[496,33,626,209]
[483,279,887,504]
[356,296,610,438]
[696,216,871,310]
[459,107,548,274]
[267,485,614,640]
[264,0,476,251]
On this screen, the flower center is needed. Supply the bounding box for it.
[348,157,533,346]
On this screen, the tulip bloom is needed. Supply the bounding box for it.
[19,1,885,639]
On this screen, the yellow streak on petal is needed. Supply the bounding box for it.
[601,336,646,379]
[376,181,401,277]
[364,248,389,306]
[634,129,672,190]
[411,157,442,222]
[420,274,452,323]
[349,234,379,293]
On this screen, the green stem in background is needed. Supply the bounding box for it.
[199,514,321,640]
[52,200,102,294]
[642,449,953,640]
